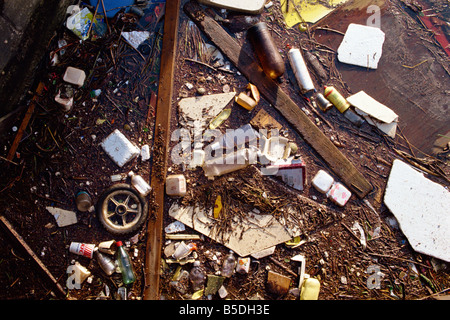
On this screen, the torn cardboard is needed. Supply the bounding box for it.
[347,91,398,138]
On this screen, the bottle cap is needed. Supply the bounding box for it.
[116,241,123,246]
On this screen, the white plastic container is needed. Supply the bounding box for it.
[63,66,86,87]
[327,182,352,207]
[311,169,335,194]
[166,174,187,197]
[128,171,151,196]
[288,48,315,93]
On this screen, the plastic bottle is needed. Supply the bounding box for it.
[128,171,151,196]
[189,261,206,291]
[247,22,285,79]
[288,48,315,93]
[221,250,236,277]
[115,241,136,285]
[95,249,116,276]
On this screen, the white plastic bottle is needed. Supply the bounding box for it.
[128,171,151,196]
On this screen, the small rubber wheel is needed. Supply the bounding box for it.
[96,184,148,235]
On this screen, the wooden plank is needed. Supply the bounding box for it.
[0,215,67,298]
[143,0,180,300]
[7,82,45,162]
[183,1,372,198]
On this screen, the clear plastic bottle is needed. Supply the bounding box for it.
[221,250,236,278]
[128,171,151,196]
[189,261,206,291]
[95,249,116,276]
[116,241,136,285]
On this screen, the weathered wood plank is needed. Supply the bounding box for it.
[143,0,180,300]
[183,1,372,198]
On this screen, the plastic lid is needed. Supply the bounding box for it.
[116,241,123,246]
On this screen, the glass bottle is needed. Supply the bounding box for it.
[116,241,136,285]
[221,250,236,277]
[247,22,285,79]
[189,261,205,291]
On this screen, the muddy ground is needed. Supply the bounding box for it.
[0,0,448,300]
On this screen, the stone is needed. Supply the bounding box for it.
[384,159,450,262]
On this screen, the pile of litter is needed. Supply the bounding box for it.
[0,0,448,301]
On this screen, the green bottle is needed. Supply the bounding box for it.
[116,241,136,285]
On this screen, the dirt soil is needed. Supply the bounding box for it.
[0,0,448,301]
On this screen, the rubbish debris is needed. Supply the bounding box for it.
[121,31,151,50]
[265,157,306,191]
[267,270,291,296]
[166,174,187,197]
[347,91,399,138]
[384,159,450,262]
[247,22,285,79]
[75,191,93,212]
[129,171,152,196]
[63,67,86,87]
[235,257,251,274]
[69,242,95,259]
[282,0,349,26]
[46,207,78,227]
[198,0,266,14]
[337,23,385,69]
[165,221,186,234]
[288,48,315,94]
[100,129,140,167]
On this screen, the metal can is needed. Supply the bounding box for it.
[247,22,285,79]
[75,191,92,212]
[316,93,333,112]
[69,242,96,259]
[324,86,350,113]
[288,48,315,93]
[235,257,251,274]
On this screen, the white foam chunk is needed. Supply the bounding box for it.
[384,160,450,262]
[100,129,140,167]
[337,24,385,69]
[312,170,335,194]
[197,0,266,13]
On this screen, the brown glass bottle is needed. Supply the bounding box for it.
[247,22,285,79]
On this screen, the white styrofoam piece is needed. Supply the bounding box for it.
[100,129,140,167]
[337,24,385,69]
[312,170,335,193]
[198,0,266,14]
[347,91,398,138]
[140,144,150,161]
[63,66,86,87]
[384,160,450,262]
[327,182,352,207]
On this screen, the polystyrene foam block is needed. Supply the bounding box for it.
[327,182,352,207]
[100,129,140,167]
[311,170,334,193]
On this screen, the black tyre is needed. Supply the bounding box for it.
[96,183,148,235]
